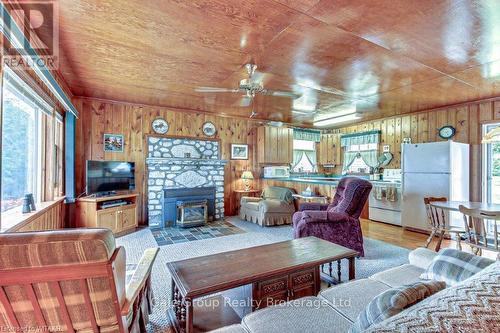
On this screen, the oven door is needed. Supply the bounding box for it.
[369,184,401,225]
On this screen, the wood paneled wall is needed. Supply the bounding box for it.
[73,98,261,224]
[7,199,65,232]
[330,98,500,201]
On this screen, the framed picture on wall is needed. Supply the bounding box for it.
[104,134,124,152]
[231,144,248,160]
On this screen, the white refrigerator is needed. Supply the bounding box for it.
[401,141,469,231]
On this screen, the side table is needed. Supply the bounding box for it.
[292,194,328,204]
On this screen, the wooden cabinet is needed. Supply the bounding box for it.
[318,133,340,165]
[76,193,138,235]
[252,267,319,310]
[257,126,293,165]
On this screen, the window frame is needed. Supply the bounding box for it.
[1,66,58,216]
[292,139,317,173]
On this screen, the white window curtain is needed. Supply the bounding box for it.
[342,151,359,174]
[359,150,379,168]
[293,150,317,172]
[341,131,381,174]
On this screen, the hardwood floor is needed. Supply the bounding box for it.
[360,219,448,250]
[362,219,498,259]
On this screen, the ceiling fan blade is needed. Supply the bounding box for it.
[233,96,252,107]
[263,89,301,99]
[195,87,240,93]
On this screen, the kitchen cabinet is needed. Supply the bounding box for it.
[318,134,340,165]
[257,126,293,164]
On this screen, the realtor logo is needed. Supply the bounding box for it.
[2,0,59,69]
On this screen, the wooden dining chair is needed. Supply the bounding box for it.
[459,205,500,260]
[423,197,465,251]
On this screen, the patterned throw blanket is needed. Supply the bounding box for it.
[367,262,500,333]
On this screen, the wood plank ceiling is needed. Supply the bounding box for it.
[46,0,500,125]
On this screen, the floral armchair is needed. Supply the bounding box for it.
[292,177,372,256]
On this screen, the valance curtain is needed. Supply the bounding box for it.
[340,130,381,147]
[293,128,321,142]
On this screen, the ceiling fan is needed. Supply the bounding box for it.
[195,64,301,117]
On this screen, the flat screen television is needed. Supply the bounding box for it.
[86,160,135,195]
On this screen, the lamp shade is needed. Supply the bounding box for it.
[241,171,254,180]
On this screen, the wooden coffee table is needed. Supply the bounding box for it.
[167,237,358,333]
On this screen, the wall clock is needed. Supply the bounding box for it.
[202,122,216,137]
[152,118,169,134]
[438,125,456,139]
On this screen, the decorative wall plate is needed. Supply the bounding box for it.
[152,118,169,134]
[202,121,216,137]
[438,125,456,139]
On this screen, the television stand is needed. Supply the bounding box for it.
[76,193,138,235]
[93,191,117,198]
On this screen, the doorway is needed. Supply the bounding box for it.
[483,123,500,203]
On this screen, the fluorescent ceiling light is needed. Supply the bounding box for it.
[292,109,313,115]
[314,104,357,122]
[313,113,361,127]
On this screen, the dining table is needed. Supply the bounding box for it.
[429,201,500,213]
[429,200,500,259]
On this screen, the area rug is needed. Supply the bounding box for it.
[150,221,245,246]
[116,217,410,333]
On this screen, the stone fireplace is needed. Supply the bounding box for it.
[146,137,227,228]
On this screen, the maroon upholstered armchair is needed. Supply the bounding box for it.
[292,177,372,257]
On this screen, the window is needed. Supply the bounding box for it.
[1,68,53,214]
[345,143,378,174]
[483,123,500,203]
[54,115,64,197]
[292,139,317,173]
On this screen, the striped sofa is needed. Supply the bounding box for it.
[0,228,159,333]
[210,248,500,333]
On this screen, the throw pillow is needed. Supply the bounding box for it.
[350,280,446,333]
[420,248,494,286]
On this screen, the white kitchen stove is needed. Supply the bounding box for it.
[369,169,402,226]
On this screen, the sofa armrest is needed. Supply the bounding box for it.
[259,199,294,212]
[408,247,437,270]
[300,210,349,223]
[121,247,160,315]
[298,203,329,212]
[240,196,261,204]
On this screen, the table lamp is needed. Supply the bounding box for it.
[241,170,254,191]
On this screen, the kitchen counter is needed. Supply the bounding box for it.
[261,175,371,219]
[262,175,370,185]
